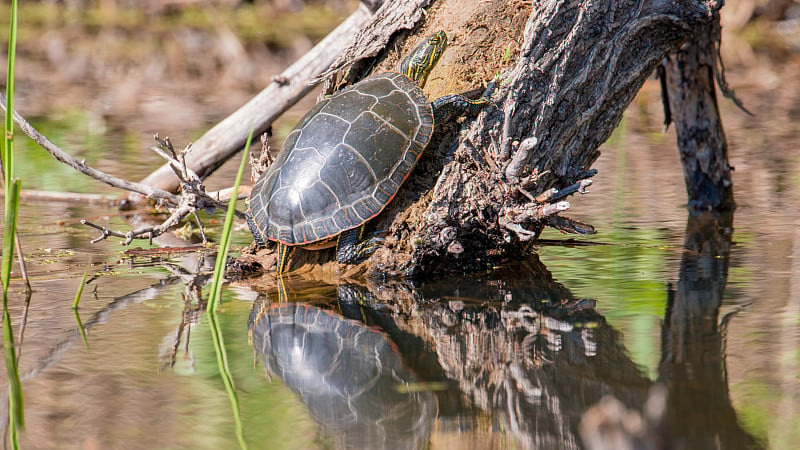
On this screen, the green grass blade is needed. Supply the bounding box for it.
[207,312,247,449]
[0,182,16,294]
[207,129,254,312]
[72,268,91,351]
[3,0,17,188]
[2,179,24,446]
[3,3,24,447]
[72,268,89,309]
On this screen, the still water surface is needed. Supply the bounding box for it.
[3,55,800,450]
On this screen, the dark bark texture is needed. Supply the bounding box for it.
[250,0,723,277]
[663,12,736,210]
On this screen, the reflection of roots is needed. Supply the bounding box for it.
[366,278,648,447]
[423,303,593,447]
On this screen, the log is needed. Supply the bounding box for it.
[238,0,722,277]
[336,0,721,276]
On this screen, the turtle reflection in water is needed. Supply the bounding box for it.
[246,31,492,273]
[249,301,437,449]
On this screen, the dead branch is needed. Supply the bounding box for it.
[0,93,180,205]
[136,1,384,195]
[82,135,247,245]
[1,91,251,245]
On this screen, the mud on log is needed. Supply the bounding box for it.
[272,0,719,277]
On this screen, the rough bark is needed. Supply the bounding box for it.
[662,12,736,210]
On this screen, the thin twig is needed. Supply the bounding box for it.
[0,93,180,205]
[80,136,251,245]
[192,210,208,243]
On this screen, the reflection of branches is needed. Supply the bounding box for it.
[417,299,617,448]
[158,259,212,372]
[4,252,212,386]
[0,252,220,442]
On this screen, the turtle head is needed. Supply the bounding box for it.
[399,31,447,88]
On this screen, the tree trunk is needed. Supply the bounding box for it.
[247,0,722,277]
[662,13,736,211]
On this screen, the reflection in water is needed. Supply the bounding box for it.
[250,214,762,449]
[2,207,767,448]
[659,211,762,449]
[249,301,437,449]
[581,210,761,450]
[250,258,653,449]
[390,261,651,448]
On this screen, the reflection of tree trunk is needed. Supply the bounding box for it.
[659,211,762,449]
[351,257,653,448]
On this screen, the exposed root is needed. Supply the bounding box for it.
[500,170,596,243]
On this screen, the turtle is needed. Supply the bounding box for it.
[246,31,491,274]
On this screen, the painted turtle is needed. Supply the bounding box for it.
[247,31,490,273]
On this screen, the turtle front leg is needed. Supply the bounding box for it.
[432,81,496,123]
[336,226,385,265]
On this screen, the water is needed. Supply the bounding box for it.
[3,17,800,450]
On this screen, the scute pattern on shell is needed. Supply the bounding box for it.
[248,72,434,245]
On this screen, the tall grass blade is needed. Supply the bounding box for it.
[203,129,254,447]
[3,0,17,188]
[72,268,91,351]
[2,2,23,447]
[207,129,254,312]
[207,312,247,449]
[72,268,90,309]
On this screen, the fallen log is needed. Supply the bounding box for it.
[247,0,721,277]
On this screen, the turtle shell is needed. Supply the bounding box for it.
[247,71,434,246]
